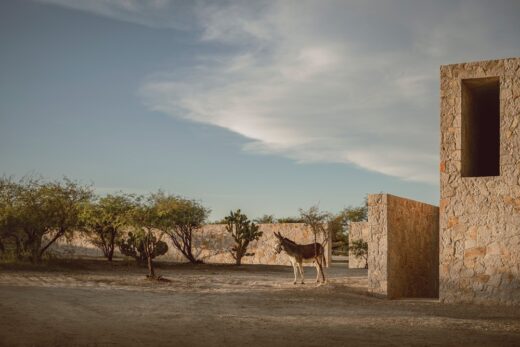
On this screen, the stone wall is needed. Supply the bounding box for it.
[368,194,439,299]
[349,221,369,269]
[162,223,331,266]
[367,194,388,296]
[440,58,520,305]
[48,223,331,267]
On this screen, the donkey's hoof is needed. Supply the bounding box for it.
[293,281,297,285]
[301,281,305,285]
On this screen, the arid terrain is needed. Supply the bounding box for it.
[1,260,520,346]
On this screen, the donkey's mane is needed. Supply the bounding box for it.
[282,237,297,245]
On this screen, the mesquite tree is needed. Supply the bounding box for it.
[328,200,368,255]
[299,204,330,258]
[0,177,92,262]
[225,209,263,265]
[154,192,209,264]
[349,239,368,269]
[0,177,22,258]
[126,197,167,278]
[81,194,134,261]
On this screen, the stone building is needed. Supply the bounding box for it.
[439,57,520,305]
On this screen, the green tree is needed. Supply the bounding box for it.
[342,199,368,226]
[0,177,23,258]
[81,193,134,261]
[153,192,210,264]
[349,239,368,268]
[328,200,368,256]
[328,213,349,256]
[299,205,330,246]
[225,209,263,265]
[124,196,168,278]
[5,177,92,262]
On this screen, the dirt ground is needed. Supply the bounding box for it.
[1,259,520,347]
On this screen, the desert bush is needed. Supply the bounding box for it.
[276,216,303,223]
[119,231,168,264]
[254,214,275,224]
[225,209,263,265]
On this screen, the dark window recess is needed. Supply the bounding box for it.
[461,77,500,177]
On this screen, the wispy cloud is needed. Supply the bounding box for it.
[36,0,520,183]
[33,0,196,30]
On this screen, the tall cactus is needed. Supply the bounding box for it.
[225,209,263,265]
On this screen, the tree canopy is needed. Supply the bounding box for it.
[81,193,135,261]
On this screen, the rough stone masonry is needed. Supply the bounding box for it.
[49,223,332,267]
[367,194,439,299]
[440,57,520,305]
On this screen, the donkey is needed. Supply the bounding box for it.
[273,232,326,284]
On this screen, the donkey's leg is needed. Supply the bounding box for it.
[315,261,321,283]
[319,255,326,283]
[291,262,298,284]
[298,262,305,284]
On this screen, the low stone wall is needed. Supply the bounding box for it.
[349,221,369,269]
[48,223,331,267]
[368,194,439,299]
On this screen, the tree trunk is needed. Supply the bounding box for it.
[147,255,155,278]
[14,237,22,260]
[39,228,65,260]
[108,232,115,262]
[235,247,243,266]
[31,237,42,263]
[186,248,196,263]
[167,232,200,264]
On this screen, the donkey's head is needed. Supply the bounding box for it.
[273,232,284,254]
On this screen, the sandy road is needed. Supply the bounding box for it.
[0,260,519,346]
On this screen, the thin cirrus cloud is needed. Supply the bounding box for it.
[36,0,520,184]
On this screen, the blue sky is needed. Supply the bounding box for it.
[1,0,519,220]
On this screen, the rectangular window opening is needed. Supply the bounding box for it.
[461,77,500,177]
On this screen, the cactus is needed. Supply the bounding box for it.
[225,209,263,265]
[119,231,168,272]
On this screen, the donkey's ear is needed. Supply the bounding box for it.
[274,231,281,238]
